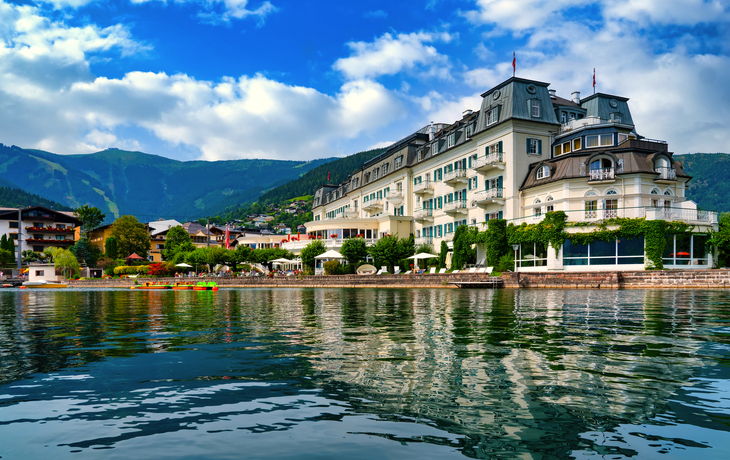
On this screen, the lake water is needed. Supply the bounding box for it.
[1,288,729,459]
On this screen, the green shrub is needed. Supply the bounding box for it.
[496,253,514,273]
[323,260,340,275]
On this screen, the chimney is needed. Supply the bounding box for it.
[429,121,435,140]
[462,109,473,117]
[571,91,581,104]
[548,89,556,99]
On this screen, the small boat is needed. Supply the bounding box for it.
[171,282,194,290]
[21,280,68,289]
[193,281,219,291]
[131,281,171,290]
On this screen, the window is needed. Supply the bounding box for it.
[562,142,571,155]
[585,135,599,148]
[9,221,18,229]
[561,112,567,123]
[531,100,540,117]
[465,124,473,137]
[382,163,389,175]
[35,270,44,277]
[554,145,561,157]
[585,191,597,219]
[55,235,66,241]
[590,158,613,171]
[487,142,502,154]
[534,199,542,217]
[536,165,550,179]
[432,141,439,155]
[57,224,65,229]
[564,237,645,266]
[611,113,622,123]
[527,138,542,155]
[618,133,629,144]
[572,138,582,151]
[546,196,554,213]
[394,156,403,168]
[600,134,613,146]
[417,150,423,161]
[365,172,371,183]
[487,108,498,125]
[373,168,379,180]
[447,133,455,148]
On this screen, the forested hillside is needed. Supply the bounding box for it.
[0,184,71,210]
[211,148,387,224]
[0,144,332,222]
[675,153,730,213]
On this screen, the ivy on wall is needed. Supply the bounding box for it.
[475,218,509,266]
[498,211,693,269]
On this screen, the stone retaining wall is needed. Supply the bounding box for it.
[69,269,730,289]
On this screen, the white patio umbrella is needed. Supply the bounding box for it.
[407,252,438,270]
[314,250,344,259]
[175,263,192,268]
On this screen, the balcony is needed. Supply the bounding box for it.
[282,237,379,251]
[415,236,433,245]
[559,116,632,134]
[414,180,434,195]
[25,237,74,245]
[443,169,468,186]
[473,152,505,173]
[345,208,359,218]
[385,190,404,205]
[414,208,434,223]
[654,167,677,183]
[24,226,75,233]
[444,200,468,215]
[362,199,383,213]
[473,188,505,207]
[588,167,615,183]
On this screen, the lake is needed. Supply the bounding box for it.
[1,288,729,459]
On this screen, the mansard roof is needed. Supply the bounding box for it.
[520,139,689,190]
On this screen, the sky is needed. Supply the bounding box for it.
[0,0,728,162]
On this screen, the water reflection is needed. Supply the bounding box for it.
[1,288,729,458]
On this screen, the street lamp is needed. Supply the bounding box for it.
[512,244,520,272]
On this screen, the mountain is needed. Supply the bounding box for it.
[675,153,730,214]
[213,147,387,224]
[0,183,72,211]
[0,144,332,222]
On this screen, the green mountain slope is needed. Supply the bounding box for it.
[0,144,332,222]
[675,153,730,213]
[212,147,387,225]
[0,184,72,210]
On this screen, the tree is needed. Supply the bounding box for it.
[162,226,192,260]
[0,249,12,266]
[340,238,368,265]
[711,212,730,267]
[452,225,478,269]
[21,250,42,264]
[54,248,80,278]
[368,234,413,273]
[71,238,102,266]
[74,205,106,238]
[44,247,58,262]
[110,215,151,258]
[439,240,449,269]
[0,234,15,265]
[300,240,326,271]
[105,236,118,260]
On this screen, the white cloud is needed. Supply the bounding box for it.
[604,0,729,26]
[461,2,730,155]
[333,31,454,80]
[463,0,593,32]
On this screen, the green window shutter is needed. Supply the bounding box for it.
[497,176,503,189]
[468,179,471,190]
[538,139,542,155]
[498,140,503,152]
[474,177,478,189]
[468,156,472,168]
[498,211,503,219]
[438,197,442,208]
[462,158,467,170]
[414,178,417,185]
[526,137,531,153]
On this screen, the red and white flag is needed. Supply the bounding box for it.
[593,68,596,90]
[225,225,230,249]
[512,52,516,76]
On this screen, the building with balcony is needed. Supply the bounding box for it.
[0,206,80,254]
[293,77,715,271]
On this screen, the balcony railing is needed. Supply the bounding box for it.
[444,200,467,213]
[589,168,614,181]
[385,190,403,201]
[414,208,434,220]
[508,206,718,227]
[362,199,383,212]
[474,188,504,202]
[473,152,504,170]
[414,181,433,194]
[415,236,433,245]
[25,226,74,233]
[443,169,467,184]
[282,238,379,251]
[655,167,677,181]
[559,116,630,134]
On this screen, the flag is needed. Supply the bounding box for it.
[327,171,330,181]
[593,68,596,90]
[512,52,516,76]
[225,225,230,250]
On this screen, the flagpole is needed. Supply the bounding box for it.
[593,68,596,95]
[512,52,516,77]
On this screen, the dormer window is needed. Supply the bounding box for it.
[531,100,540,118]
[447,133,455,148]
[561,112,567,123]
[394,155,403,168]
[382,163,389,175]
[536,165,550,179]
[465,124,473,137]
[365,172,371,183]
[372,168,379,180]
[487,108,498,125]
[432,141,439,155]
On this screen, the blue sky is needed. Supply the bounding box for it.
[0,0,728,162]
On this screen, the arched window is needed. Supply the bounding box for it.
[664,190,673,196]
[606,190,618,195]
[534,199,542,217]
[590,158,613,170]
[545,196,554,212]
[546,196,554,201]
[650,189,659,195]
[585,191,597,197]
[536,165,550,179]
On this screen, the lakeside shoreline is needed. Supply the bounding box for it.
[66,269,730,290]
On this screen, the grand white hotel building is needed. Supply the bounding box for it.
[284,77,717,271]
